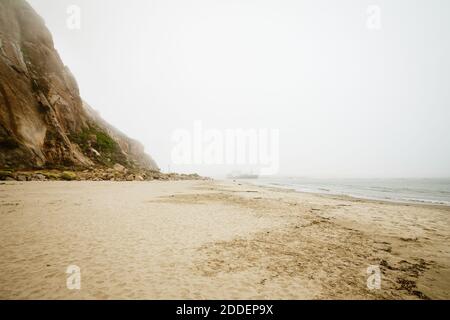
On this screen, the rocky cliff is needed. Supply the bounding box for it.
[0,0,158,171]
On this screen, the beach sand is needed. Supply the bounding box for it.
[0,180,449,299]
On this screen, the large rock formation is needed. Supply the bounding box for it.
[0,0,158,171]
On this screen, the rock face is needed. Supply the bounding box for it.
[0,0,158,171]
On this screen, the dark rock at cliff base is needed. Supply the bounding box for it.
[0,0,158,171]
[0,168,209,182]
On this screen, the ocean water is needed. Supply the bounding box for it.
[248,177,450,205]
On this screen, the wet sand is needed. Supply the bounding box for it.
[0,180,449,299]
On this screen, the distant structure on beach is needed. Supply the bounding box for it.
[227,171,259,179]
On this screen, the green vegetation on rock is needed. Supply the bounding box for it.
[70,125,128,167]
[60,171,77,181]
[37,170,61,180]
[0,170,13,180]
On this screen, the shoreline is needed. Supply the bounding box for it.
[2,178,448,209]
[237,179,450,208]
[3,174,449,207]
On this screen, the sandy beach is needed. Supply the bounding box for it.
[0,180,449,300]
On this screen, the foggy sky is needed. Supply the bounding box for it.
[27,0,450,178]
